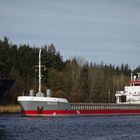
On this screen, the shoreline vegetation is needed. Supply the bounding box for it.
[0,36,140,104]
[0,105,21,113]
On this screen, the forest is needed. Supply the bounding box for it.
[0,36,140,105]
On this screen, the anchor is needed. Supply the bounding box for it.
[37,106,43,114]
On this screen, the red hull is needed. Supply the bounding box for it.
[22,109,140,116]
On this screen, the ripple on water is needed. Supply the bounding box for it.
[0,114,140,140]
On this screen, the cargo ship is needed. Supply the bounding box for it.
[17,49,140,116]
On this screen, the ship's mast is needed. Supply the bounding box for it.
[39,49,42,92]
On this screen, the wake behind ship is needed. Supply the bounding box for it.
[17,49,140,117]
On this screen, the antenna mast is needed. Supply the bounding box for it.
[39,49,42,92]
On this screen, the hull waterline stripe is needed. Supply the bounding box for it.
[22,109,140,115]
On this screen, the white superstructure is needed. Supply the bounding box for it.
[115,73,140,104]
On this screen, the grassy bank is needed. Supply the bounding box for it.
[0,105,21,113]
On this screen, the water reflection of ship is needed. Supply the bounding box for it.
[0,79,15,104]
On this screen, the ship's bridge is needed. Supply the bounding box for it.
[115,73,140,104]
[125,86,140,95]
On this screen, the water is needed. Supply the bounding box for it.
[0,114,140,140]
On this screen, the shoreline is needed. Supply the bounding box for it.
[0,105,21,113]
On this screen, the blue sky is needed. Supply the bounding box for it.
[0,0,140,69]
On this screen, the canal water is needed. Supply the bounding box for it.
[0,113,140,140]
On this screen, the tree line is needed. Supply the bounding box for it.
[0,37,140,104]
